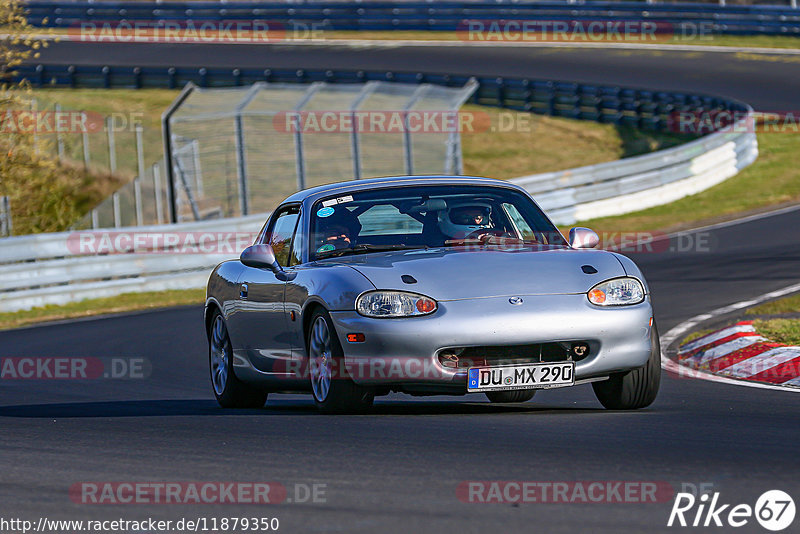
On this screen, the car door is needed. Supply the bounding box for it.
[235,205,301,374]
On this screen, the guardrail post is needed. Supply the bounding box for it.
[162,83,197,223]
[106,117,117,174]
[91,209,99,230]
[349,82,379,180]
[234,113,249,215]
[449,78,479,176]
[401,84,429,175]
[351,119,362,181]
[231,83,263,216]
[192,139,204,196]
[153,163,163,225]
[55,103,64,161]
[82,119,91,169]
[292,83,323,190]
[31,99,38,155]
[294,122,306,190]
[112,192,121,228]
[136,124,145,179]
[0,196,12,237]
[134,177,143,226]
[164,158,175,223]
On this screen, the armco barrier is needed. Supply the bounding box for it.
[516,117,757,223]
[0,214,267,312]
[23,1,800,35]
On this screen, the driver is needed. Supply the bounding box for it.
[315,207,362,254]
[438,202,494,239]
[322,224,353,251]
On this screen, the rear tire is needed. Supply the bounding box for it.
[208,311,268,409]
[485,390,536,403]
[307,309,374,414]
[592,322,661,410]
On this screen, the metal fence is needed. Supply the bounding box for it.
[12,64,750,228]
[0,95,164,234]
[21,98,155,181]
[24,1,800,33]
[71,158,173,229]
[161,80,478,222]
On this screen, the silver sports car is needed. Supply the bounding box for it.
[205,176,660,413]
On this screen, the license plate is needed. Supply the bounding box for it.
[467,362,575,392]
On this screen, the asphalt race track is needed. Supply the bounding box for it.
[3,42,800,533]
[32,41,800,110]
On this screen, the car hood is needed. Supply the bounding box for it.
[330,246,628,301]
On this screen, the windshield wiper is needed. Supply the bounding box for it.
[317,244,428,259]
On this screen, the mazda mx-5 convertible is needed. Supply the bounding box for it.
[205,176,660,413]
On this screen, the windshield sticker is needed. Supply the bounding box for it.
[317,244,335,253]
[322,195,354,208]
[317,206,335,218]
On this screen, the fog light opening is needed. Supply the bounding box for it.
[570,342,590,359]
[439,351,460,368]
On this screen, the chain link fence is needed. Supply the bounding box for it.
[162,79,478,222]
[0,95,164,234]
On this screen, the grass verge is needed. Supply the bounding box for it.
[0,289,205,331]
[681,293,800,347]
[746,294,800,315]
[751,319,800,345]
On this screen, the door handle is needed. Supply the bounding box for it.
[240,283,248,299]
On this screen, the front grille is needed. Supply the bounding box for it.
[437,342,590,369]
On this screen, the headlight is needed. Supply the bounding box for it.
[356,291,437,318]
[587,277,645,306]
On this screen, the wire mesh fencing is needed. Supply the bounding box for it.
[163,79,478,222]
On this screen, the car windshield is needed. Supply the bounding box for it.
[309,185,567,260]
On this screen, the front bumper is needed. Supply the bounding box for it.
[329,294,653,389]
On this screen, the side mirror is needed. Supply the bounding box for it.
[569,227,600,249]
[240,244,279,270]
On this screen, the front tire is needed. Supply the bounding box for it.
[307,309,374,414]
[486,390,536,403]
[592,322,661,410]
[209,311,268,409]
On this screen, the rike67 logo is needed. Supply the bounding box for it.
[668,490,795,531]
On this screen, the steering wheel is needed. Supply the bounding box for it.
[465,228,506,240]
